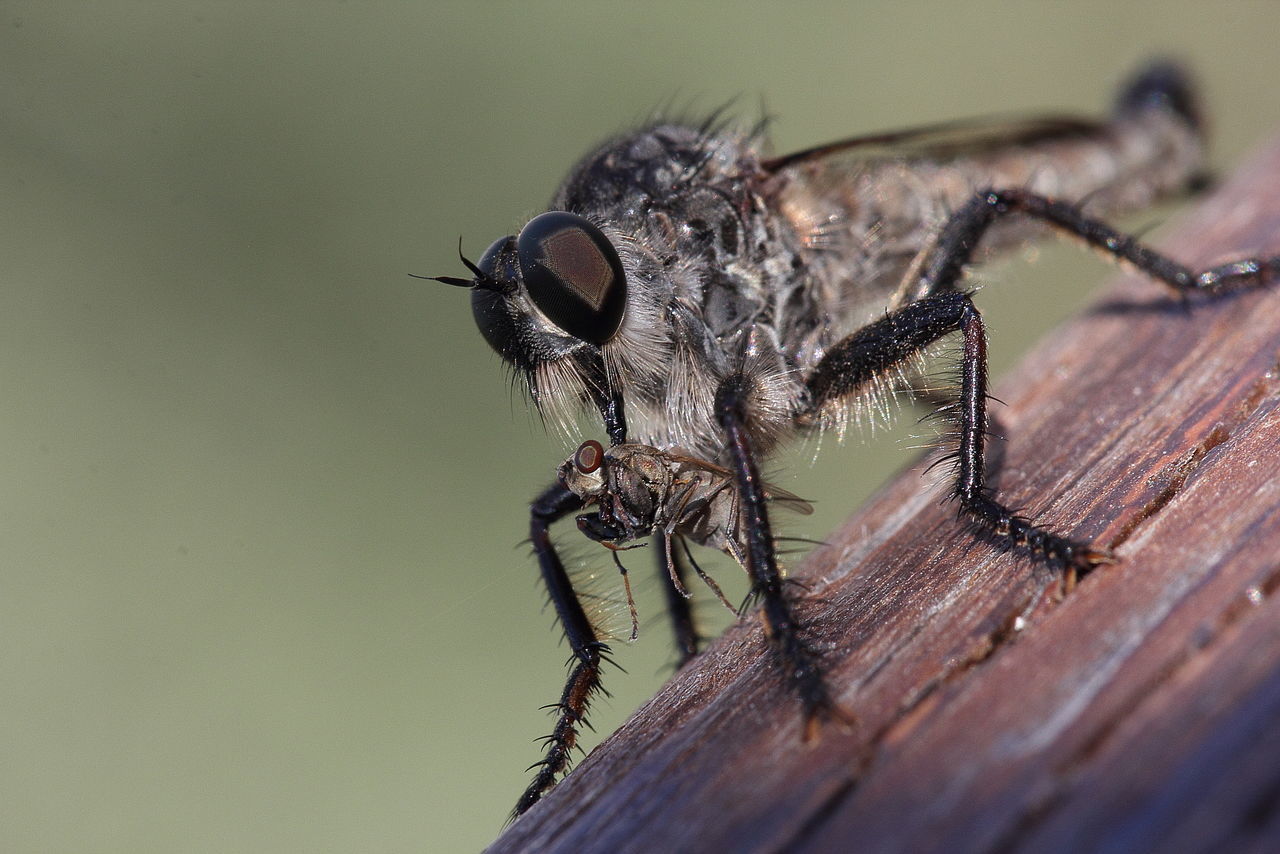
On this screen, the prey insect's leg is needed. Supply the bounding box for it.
[515,481,610,818]
[802,291,1106,571]
[656,531,700,666]
[716,376,843,733]
[678,535,737,615]
[918,188,1280,300]
[609,550,640,643]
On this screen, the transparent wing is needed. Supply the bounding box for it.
[760,114,1104,173]
[664,450,814,516]
[761,104,1198,320]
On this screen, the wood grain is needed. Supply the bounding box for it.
[488,137,1280,854]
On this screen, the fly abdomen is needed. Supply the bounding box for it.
[772,62,1206,334]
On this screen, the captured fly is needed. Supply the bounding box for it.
[430,62,1279,817]
[559,438,814,638]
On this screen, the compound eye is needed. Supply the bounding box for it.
[517,211,627,345]
[573,439,606,474]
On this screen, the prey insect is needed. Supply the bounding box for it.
[431,62,1279,817]
[559,438,815,637]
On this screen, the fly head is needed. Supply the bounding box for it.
[431,212,632,438]
[559,440,678,546]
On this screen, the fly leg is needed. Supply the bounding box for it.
[801,291,1107,572]
[655,531,700,666]
[805,185,1280,575]
[914,188,1280,302]
[514,481,610,818]
[716,376,846,734]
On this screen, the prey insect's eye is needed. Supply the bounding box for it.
[517,211,627,345]
[573,439,605,474]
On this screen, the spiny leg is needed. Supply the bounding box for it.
[514,481,611,818]
[802,291,1106,571]
[660,481,738,615]
[716,375,845,734]
[655,531,700,666]
[805,185,1280,572]
[609,549,640,642]
[916,187,1280,301]
[678,535,737,615]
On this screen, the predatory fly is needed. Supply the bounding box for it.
[428,62,1279,817]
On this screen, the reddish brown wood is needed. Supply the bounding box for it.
[488,137,1280,854]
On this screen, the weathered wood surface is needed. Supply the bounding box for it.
[488,137,1280,854]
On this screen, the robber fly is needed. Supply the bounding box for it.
[430,62,1279,817]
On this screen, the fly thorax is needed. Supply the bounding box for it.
[607,445,676,530]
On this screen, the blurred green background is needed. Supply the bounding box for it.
[2,3,1277,851]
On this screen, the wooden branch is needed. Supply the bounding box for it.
[489,137,1280,854]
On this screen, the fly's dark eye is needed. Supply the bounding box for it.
[573,439,605,474]
[517,211,627,345]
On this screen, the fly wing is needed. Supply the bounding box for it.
[663,450,814,516]
[760,114,1105,173]
[761,483,814,516]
